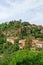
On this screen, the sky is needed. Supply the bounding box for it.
[0,0,43,25]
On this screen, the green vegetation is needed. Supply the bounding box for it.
[0,20,43,65]
[0,50,43,65]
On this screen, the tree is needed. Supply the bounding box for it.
[26,34,32,49]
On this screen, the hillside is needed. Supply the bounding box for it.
[0,20,43,65]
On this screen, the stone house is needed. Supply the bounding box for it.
[0,55,2,58]
[32,38,43,50]
[31,24,37,28]
[19,39,26,49]
[35,41,43,49]
[7,37,18,44]
[40,29,43,34]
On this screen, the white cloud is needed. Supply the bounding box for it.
[0,0,43,25]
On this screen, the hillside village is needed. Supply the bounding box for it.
[6,36,43,50]
[0,20,43,65]
[0,20,43,51]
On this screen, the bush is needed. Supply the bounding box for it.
[9,50,43,65]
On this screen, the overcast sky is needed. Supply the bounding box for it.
[0,0,43,25]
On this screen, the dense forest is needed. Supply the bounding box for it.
[0,20,43,65]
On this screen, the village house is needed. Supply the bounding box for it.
[7,37,18,44]
[19,39,26,49]
[0,54,3,58]
[0,55,2,58]
[32,38,43,50]
[2,31,11,36]
[6,22,9,25]
[2,31,7,35]
[40,29,43,34]
[31,24,37,28]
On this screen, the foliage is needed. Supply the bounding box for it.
[0,20,43,65]
[9,50,43,65]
